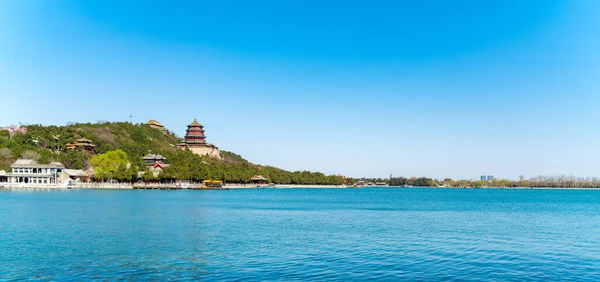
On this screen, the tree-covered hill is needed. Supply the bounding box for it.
[0,122,346,185]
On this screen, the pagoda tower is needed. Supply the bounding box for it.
[184,118,207,145]
[177,118,221,159]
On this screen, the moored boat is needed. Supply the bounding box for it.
[201,179,224,189]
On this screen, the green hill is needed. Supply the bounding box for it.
[0,122,345,185]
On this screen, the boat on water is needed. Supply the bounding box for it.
[201,180,224,189]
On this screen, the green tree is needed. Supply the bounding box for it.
[38,149,55,164]
[88,150,130,181]
[142,170,156,181]
[0,148,14,171]
[20,150,40,161]
[58,150,86,169]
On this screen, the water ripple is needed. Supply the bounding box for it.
[1,188,600,280]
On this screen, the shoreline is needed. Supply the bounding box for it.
[3,184,600,191]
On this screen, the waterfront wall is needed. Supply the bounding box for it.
[76,183,347,189]
[76,182,132,189]
[225,184,347,189]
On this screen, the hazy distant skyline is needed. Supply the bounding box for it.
[1,1,599,179]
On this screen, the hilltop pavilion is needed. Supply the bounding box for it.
[65,138,95,154]
[145,120,167,133]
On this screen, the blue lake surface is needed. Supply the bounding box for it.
[1,188,600,281]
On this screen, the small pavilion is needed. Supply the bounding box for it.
[250,175,268,185]
[66,138,96,153]
[145,120,166,133]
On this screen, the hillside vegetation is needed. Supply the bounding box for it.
[0,122,345,185]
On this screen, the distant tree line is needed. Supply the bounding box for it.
[384,176,600,188]
[388,177,437,187]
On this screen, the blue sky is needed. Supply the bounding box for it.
[1,0,599,179]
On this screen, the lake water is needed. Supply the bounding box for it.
[1,188,600,281]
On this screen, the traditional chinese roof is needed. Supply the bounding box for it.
[142,154,166,160]
[76,137,92,143]
[146,120,163,127]
[251,175,268,181]
[188,118,202,127]
[74,138,95,147]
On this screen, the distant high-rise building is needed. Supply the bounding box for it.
[480,175,486,181]
[487,175,493,181]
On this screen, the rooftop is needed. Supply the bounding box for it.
[142,154,166,160]
[11,159,65,168]
[251,175,268,181]
[14,159,37,166]
[75,137,94,144]
[188,118,203,127]
[146,120,163,126]
[63,169,89,177]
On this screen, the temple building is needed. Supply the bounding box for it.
[143,153,169,169]
[177,118,221,159]
[143,153,166,165]
[140,153,170,177]
[66,137,96,154]
[145,120,167,133]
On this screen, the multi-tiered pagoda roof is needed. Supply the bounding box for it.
[184,118,207,145]
[177,118,221,159]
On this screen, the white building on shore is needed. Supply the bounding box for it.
[5,159,66,185]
